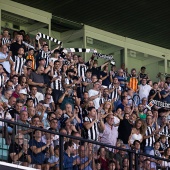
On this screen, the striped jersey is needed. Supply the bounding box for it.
[13,56,26,75]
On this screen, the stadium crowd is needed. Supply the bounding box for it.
[0,28,170,170]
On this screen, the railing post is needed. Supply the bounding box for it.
[135,151,138,170]
[128,151,133,170]
[59,135,64,170]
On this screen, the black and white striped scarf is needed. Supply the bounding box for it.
[36,32,62,46]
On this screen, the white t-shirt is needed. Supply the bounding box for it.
[0,52,12,73]
[35,92,44,102]
[88,89,100,109]
[138,84,151,100]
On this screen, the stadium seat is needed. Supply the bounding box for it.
[0,137,9,161]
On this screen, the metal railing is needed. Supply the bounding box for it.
[0,118,169,170]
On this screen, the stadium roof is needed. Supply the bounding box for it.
[12,0,170,49]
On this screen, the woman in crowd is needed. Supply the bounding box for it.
[128,119,146,147]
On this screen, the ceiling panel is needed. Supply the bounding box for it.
[11,0,170,49]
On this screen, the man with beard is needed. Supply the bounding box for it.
[63,69,75,89]
[50,60,63,106]
[127,68,139,93]
[58,87,80,110]
[99,88,112,107]
[28,65,45,93]
[10,33,26,60]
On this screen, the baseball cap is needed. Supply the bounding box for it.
[19,89,28,95]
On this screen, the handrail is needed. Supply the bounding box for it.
[0,118,170,168]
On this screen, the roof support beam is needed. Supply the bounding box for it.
[26,23,47,33]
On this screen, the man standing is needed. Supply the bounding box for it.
[138,78,151,102]
[99,114,118,149]
[83,106,104,141]
[160,82,170,103]
[143,115,158,154]
[28,129,51,170]
[0,45,13,74]
[28,66,45,93]
[88,81,101,110]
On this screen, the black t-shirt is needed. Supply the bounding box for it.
[8,142,27,163]
[10,42,26,60]
[148,89,160,101]
[91,66,101,78]
[118,119,133,144]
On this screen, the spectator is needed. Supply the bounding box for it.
[97,147,109,170]
[63,140,80,169]
[28,65,45,93]
[118,113,133,147]
[113,144,129,170]
[116,69,127,90]
[55,109,63,129]
[138,78,151,102]
[8,133,31,166]
[100,65,110,88]
[88,81,101,109]
[99,114,118,150]
[108,160,116,170]
[75,145,93,170]
[83,106,104,141]
[160,82,170,103]
[17,110,32,140]
[0,45,13,74]
[143,115,158,154]
[117,96,129,112]
[128,119,145,146]
[58,88,80,110]
[148,82,161,101]
[10,33,26,60]
[28,129,51,169]
[48,145,60,170]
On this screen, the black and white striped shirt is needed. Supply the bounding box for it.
[84,116,99,141]
[1,37,11,46]
[39,50,51,67]
[159,125,169,144]
[99,97,112,105]
[65,77,73,85]
[77,64,87,78]
[109,84,121,101]
[29,95,38,107]
[13,56,26,75]
[82,77,92,92]
[51,71,63,91]
[145,126,155,147]
[0,74,5,88]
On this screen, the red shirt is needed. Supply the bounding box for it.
[99,157,109,170]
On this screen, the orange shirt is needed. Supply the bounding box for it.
[128,77,138,92]
[26,55,35,70]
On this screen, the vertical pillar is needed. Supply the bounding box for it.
[124,40,128,68]
[165,58,167,74]
[48,21,51,49]
[83,25,87,61]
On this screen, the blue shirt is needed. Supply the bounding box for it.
[63,152,74,170]
[75,156,92,170]
[117,103,125,111]
[116,76,126,89]
[161,90,170,103]
[28,139,46,164]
